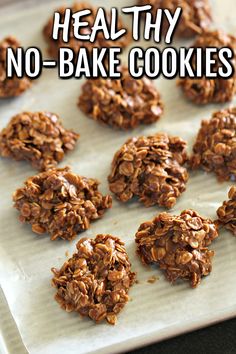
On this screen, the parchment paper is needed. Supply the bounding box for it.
[0,1,236,353]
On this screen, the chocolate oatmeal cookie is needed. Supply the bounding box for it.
[138,0,212,38]
[190,107,236,181]
[135,210,218,287]
[178,30,236,104]
[0,37,31,97]
[0,111,79,171]
[78,67,163,130]
[13,167,112,240]
[52,234,135,324]
[43,2,130,59]
[108,133,188,208]
[217,186,236,236]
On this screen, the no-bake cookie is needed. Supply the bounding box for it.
[0,111,79,171]
[52,234,135,324]
[108,133,188,208]
[13,167,112,240]
[138,0,212,38]
[78,67,163,130]
[190,107,236,181]
[178,30,236,104]
[0,36,31,97]
[217,186,236,236]
[43,2,130,59]
[135,210,218,287]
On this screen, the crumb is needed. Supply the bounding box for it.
[147,276,159,284]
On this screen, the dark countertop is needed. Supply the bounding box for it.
[127,317,236,354]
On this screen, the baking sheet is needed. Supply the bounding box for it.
[0,0,236,353]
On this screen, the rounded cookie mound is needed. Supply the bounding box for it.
[0,37,31,97]
[0,111,79,171]
[108,133,188,208]
[78,67,163,130]
[13,167,112,240]
[178,30,236,104]
[43,2,130,59]
[52,234,135,324]
[217,186,236,236]
[135,210,218,288]
[190,107,236,181]
[138,0,212,38]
